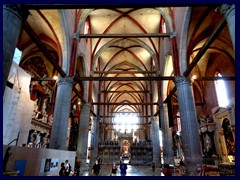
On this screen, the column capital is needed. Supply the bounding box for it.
[81,102,91,108]
[4,4,30,21]
[57,76,74,86]
[158,102,164,108]
[73,33,79,40]
[219,4,235,18]
[151,116,157,121]
[160,103,169,110]
[93,116,100,122]
[170,32,176,38]
[160,103,168,108]
[174,76,192,86]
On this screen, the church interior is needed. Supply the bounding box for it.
[3,3,235,176]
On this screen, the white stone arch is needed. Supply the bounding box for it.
[92,38,159,72]
[58,10,71,75]
[178,7,192,74]
[162,53,173,100]
[152,77,159,104]
[77,9,94,34]
[99,61,150,92]
[76,53,89,101]
[155,7,173,31]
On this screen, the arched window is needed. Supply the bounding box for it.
[84,19,89,34]
[160,16,166,33]
[214,71,229,107]
[84,19,90,42]
[13,48,22,65]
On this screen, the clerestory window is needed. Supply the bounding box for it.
[13,48,22,65]
[214,71,229,107]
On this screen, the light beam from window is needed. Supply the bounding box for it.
[214,72,229,107]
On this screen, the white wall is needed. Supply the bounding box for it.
[3,145,76,176]
[3,62,34,146]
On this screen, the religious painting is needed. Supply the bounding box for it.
[121,139,130,153]
[44,159,51,172]
[49,158,59,171]
[222,118,235,156]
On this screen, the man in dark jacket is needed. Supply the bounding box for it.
[120,161,128,176]
[92,160,101,176]
[59,162,66,176]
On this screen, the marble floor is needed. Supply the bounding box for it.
[82,164,166,176]
[79,164,220,176]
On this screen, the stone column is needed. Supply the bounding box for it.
[76,103,91,175]
[99,122,104,144]
[151,117,161,165]
[219,4,235,51]
[160,103,174,164]
[90,117,100,166]
[89,117,95,166]
[3,5,29,93]
[216,129,229,162]
[174,76,202,175]
[147,125,152,146]
[49,77,73,150]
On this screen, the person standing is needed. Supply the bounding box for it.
[74,156,80,176]
[120,161,127,176]
[64,159,71,176]
[151,161,156,173]
[92,160,101,176]
[59,162,66,176]
[27,134,37,148]
[110,164,117,176]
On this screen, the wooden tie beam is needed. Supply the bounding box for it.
[78,33,170,38]
[100,115,152,118]
[101,90,149,93]
[93,102,158,105]
[31,76,234,82]
[105,123,146,125]
[93,71,157,74]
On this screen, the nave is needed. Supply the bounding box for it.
[3,4,235,176]
[83,164,164,176]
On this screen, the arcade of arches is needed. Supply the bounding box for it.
[3,4,235,176]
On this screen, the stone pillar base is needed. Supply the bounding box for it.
[79,161,90,176]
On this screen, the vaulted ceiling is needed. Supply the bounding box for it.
[17,5,234,128]
[89,8,165,115]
